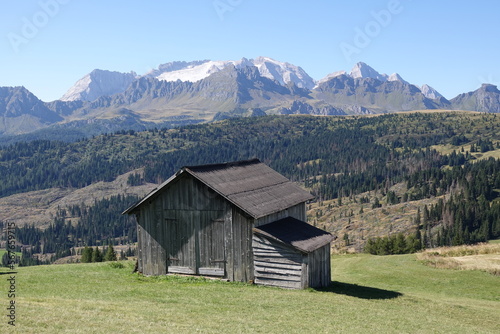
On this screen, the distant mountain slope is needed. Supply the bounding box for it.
[0,87,63,135]
[420,84,444,100]
[349,62,389,81]
[451,84,500,113]
[313,74,450,113]
[60,69,137,102]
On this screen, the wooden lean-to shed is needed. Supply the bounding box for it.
[123,159,334,288]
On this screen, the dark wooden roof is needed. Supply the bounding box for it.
[123,159,314,218]
[253,217,334,253]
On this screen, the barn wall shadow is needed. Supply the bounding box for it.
[316,281,403,300]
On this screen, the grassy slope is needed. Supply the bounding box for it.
[1,255,497,333]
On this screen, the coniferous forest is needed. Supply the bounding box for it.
[1,112,499,264]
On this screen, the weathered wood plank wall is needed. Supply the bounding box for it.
[254,203,306,227]
[229,208,253,282]
[136,174,256,280]
[307,243,331,288]
[252,234,304,289]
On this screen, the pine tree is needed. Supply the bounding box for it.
[104,244,117,262]
[92,247,103,263]
[81,246,93,263]
[1,252,10,267]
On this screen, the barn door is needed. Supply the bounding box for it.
[165,212,196,274]
[198,217,226,276]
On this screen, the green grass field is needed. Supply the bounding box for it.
[1,254,498,333]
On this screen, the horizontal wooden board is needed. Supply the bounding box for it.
[198,267,225,276]
[168,266,196,274]
[254,272,302,282]
[255,266,302,276]
[254,260,302,271]
[254,277,302,289]
[252,256,302,265]
[253,252,302,262]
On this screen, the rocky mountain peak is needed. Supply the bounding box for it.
[350,62,388,81]
[420,84,444,100]
[60,69,137,102]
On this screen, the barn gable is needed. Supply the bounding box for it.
[124,159,313,219]
[124,159,333,288]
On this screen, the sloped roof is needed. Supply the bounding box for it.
[123,159,314,219]
[253,217,334,253]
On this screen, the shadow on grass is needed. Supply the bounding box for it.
[317,281,403,300]
[0,272,17,276]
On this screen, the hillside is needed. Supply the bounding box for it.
[1,111,500,262]
[1,254,498,333]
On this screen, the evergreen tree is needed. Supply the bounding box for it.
[91,247,102,263]
[81,246,93,263]
[104,244,117,262]
[1,252,10,267]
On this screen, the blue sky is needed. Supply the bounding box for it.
[1,0,498,101]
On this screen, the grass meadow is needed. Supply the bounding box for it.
[0,253,498,333]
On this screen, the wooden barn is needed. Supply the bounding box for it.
[123,159,334,289]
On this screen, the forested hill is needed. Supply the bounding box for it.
[1,111,500,262]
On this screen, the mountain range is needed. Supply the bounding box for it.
[1,57,499,142]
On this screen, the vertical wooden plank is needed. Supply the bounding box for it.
[143,205,151,275]
[325,243,332,287]
[137,212,143,273]
[151,201,158,275]
[194,209,200,273]
[244,217,253,282]
[301,254,309,289]
[225,204,234,281]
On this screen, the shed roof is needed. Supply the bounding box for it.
[123,159,314,219]
[253,217,334,253]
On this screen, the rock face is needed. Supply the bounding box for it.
[388,73,408,84]
[451,84,500,113]
[251,56,316,89]
[0,87,63,135]
[314,74,450,112]
[278,100,346,115]
[421,84,444,100]
[350,62,389,81]
[60,69,137,102]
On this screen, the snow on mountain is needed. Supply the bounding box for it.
[61,69,137,102]
[350,62,389,81]
[144,60,210,78]
[152,59,250,82]
[420,84,444,99]
[148,57,316,89]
